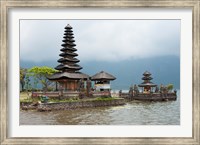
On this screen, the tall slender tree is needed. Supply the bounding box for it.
[20,68,27,91]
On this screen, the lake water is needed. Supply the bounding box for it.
[20,91,180,125]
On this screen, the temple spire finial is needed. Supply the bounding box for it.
[65,24,72,29]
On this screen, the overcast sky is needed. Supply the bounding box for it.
[20,20,180,63]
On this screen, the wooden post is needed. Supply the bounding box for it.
[59,84,63,100]
[55,82,58,91]
[73,80,76,91]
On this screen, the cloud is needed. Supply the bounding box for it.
[20,20,180,63]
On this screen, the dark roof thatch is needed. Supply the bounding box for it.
[139,71,157,87]
[54,24,83,73]
[138,82,157,87]
[142,76,153,80]
[48,72,89,80]
[55,64,82,71]
[91,71,116,81]
[57,57,79,63]
[59,52,78,57]
[143,71,151,76]
[65,24,72,29]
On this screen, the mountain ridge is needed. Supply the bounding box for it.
[20,55,180,90]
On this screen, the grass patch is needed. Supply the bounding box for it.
[20,98,33,103]
[20,92,34,103]
[20,92,31,100]
[94,97,115,101]
[20,97,40,103]
[48,97,80,103]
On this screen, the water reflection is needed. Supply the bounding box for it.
[20,93,180,125]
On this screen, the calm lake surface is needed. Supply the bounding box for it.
[20,91,180,125]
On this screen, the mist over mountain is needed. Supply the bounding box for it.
[20,55,180,90]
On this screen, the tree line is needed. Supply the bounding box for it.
[20,66,57,92]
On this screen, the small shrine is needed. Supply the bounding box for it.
[48,24,89,91]
[138,71,157,93]
[91,71,116,91]
[122,71,177,101]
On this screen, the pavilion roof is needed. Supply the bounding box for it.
[48,72,89,80]
[91,71,116,81]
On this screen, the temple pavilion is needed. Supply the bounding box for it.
[48,24,89,91]
[91,71,116,91]
[138,71,157,93]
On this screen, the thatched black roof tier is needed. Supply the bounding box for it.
[64,32,74,35]
[61,43,76,47]
[143,71,151,76]
[64,29,73,32]
[91,71,116,81]
[65,24,72,29]
[138,82,157,87]
[55,64,82,71]
[57,57,80,63]
[63,35,74,39]
[60,47,77,52]
[142,76,153,80]
[48,72,89,80]
[59,52,78,57]
[62,39,75,43]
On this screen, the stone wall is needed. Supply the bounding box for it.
[32,91,111,99]
[32,91,79,99]
[37,98,125,111]
[120,92,177,101]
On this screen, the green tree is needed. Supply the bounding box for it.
[167,84,174,92]
[33,77,39,91]
[20,68,27,91]
[25,75,31,91]
[28,66,57,92]
[24,75,32,99]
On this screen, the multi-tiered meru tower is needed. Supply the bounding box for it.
[138,71,157,93]
[48,24,89,91]
[55,24,82,72]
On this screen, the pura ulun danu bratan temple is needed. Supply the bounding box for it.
[32,24,177,103]
[48,24,116,94]
[48,24,89,91]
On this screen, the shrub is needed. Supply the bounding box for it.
[167,84,174,91]
[95,97,114,101]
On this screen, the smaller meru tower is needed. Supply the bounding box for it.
[138,71,157,93]
[48,24,89,91]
